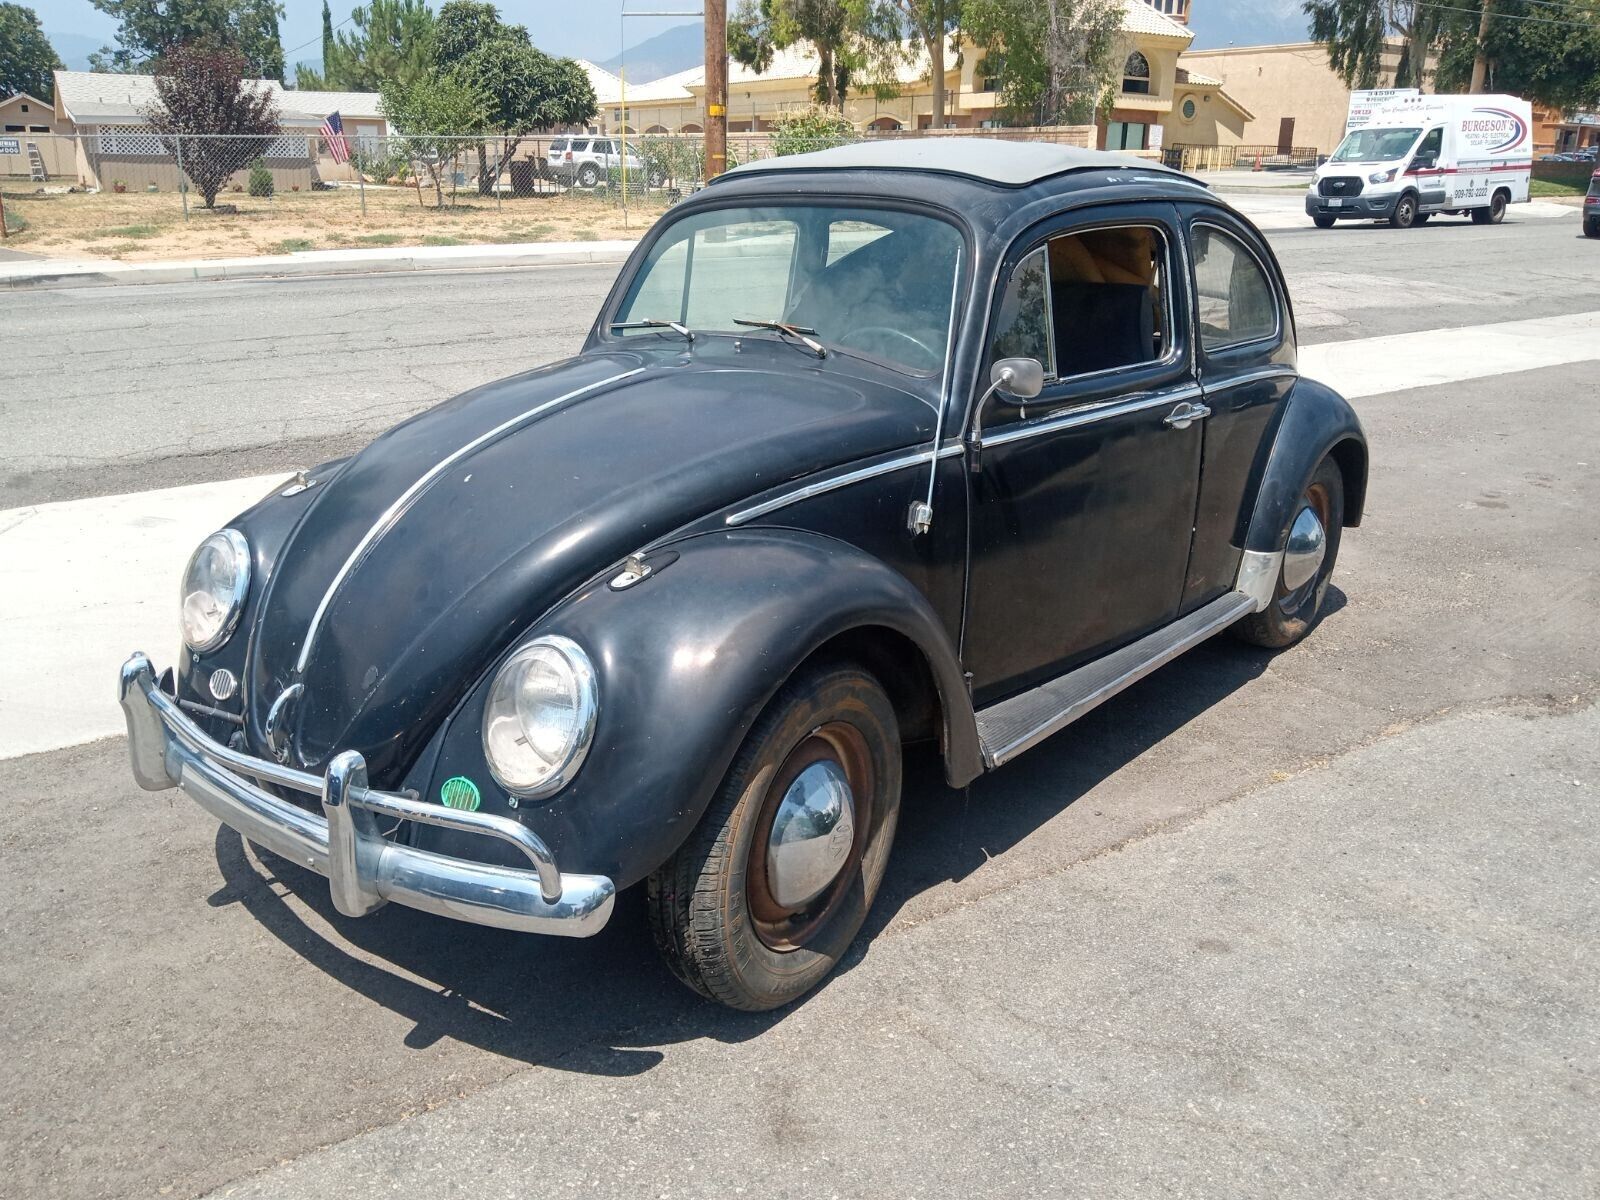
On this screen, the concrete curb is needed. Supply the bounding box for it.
[0,239,641,290]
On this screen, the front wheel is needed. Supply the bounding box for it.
[1312,214,1337,229]
[1234,457,1345,649]
[1389,193,1418,228]
[648,663,901,1011]
[1471,191,1508,225]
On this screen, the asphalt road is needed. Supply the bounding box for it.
[1,201,1598,1199]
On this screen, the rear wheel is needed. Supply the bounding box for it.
[648,663,901,1011]
[576,162,600,189]
[1389,192,1418,229]
[1312,214,1337,229]
[1234,457,1345,649]
[1586,216,1600,239]
[1472,190,1508,225]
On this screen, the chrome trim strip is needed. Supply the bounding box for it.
[725,442,964,527]
[1235,548,1283,613]
[975,383,1205,450]
[118,653,615,935]
[294,367,646,674]
[982,591,1258,768]
[1201,364,1297,392]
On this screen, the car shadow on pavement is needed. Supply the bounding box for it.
[206,603,1328,1071]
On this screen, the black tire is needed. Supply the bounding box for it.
[1312,214,1337,229]
[1234,457,1345,649]
[1389,192,1418,229]
[1472,191,1508,225]
[648,663,901,1011]
[1586,216,1600,239]
[648,167,665,188]
[576,162,600,189]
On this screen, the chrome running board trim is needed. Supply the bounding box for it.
[975,590,1257,769]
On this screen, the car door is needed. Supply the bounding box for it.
[962,202,1204,705]
[1409,125,1447,210]
[1179,207,1295,611]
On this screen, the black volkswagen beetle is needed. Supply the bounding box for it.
[120,139,1367,1011]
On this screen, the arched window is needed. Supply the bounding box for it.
[1122,51,1151,95]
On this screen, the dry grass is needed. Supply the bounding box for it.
[0,184,665,261]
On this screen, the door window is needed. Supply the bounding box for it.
[1192,226,1278,351]
[1414,126,1443,163]
[990,225,1171,382]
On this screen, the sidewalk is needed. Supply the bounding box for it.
[0,237,641,290]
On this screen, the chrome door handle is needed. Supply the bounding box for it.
[1163,401,1212,430]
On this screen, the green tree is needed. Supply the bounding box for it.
[89,0,286,79]
[1301,0,1438,90]
[729,0,905,111]
[434,0,596,191]
[883,0,960,128]
[0,3,63,98]
[1432,0,1600,109]
[304,0,435,90]
[962,0,1124,124]
[379,71,484,207]
[144,42,281,207]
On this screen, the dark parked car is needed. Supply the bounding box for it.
[1585,169,1600,238]
[121,140,1367,1010]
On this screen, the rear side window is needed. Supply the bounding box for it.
[1589,175,1600,197]
[570,139,590,152]
[1192,226,1278,351]
[550,138,567,152]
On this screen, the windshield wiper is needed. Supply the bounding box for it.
[733,318,827,359]
[610,318,695,342]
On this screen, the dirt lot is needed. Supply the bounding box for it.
[0,184,666,261]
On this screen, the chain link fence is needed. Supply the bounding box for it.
[1,125,1111,256]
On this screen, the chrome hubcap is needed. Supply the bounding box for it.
[765,759,856,909]
[1282,505,1327,592]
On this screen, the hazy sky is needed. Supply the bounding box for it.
[30,0,643,70]
[28,0,1307,76]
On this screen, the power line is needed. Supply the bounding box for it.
[1416,0,1600,25]
[283,14,356,62]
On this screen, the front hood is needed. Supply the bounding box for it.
[244,348,934,779]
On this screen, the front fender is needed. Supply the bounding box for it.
[1244,376,1368,555]
[415,527,981,890]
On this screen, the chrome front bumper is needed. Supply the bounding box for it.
[118,653,615,936]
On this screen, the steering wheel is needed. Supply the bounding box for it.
[834,325,939,368]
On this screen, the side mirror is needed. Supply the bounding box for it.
[991,356,1044,400]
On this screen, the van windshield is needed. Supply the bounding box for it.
[1331,126,1422,163]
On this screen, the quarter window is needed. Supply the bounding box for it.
[1192,226,1278,350]
[990,225,1170,382]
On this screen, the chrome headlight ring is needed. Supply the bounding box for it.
[180,528,251,654]
[482,635,598,799]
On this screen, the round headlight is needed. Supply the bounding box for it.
[180,529,251,653]
[482,636,598,798]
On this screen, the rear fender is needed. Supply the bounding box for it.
[416,527,981,889]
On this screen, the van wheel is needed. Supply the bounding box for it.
[1234,457,1344,650]
[647,663,901,1011]
[1389,193,1418,228]
[1312,214,1336,229]
[1472,191,1508,225]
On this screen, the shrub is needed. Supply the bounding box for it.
[770,108,857,157]
[247,159,274,197]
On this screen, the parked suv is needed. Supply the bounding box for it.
[546,136,663,189]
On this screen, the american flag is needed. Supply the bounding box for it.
[320,111,351,164]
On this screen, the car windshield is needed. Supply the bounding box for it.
[611,204,964,374]
[1331,126,1422,162]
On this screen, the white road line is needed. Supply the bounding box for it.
[0,474,289,758]
[3,307,1598,762]
[1300,310,1600,399]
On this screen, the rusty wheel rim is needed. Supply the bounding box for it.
[747,722,874,952]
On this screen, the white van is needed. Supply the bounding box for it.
[1306,94,1533,229]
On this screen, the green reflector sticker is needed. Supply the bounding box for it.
[439,776,482,811]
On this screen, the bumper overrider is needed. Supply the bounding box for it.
[118,653,615,936]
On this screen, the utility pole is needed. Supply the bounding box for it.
[1469,0,1494,92]
[704,0,728,179]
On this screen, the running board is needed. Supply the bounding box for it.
[975,591,1257,769]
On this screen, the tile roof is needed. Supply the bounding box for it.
[1116,0,1195,41]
